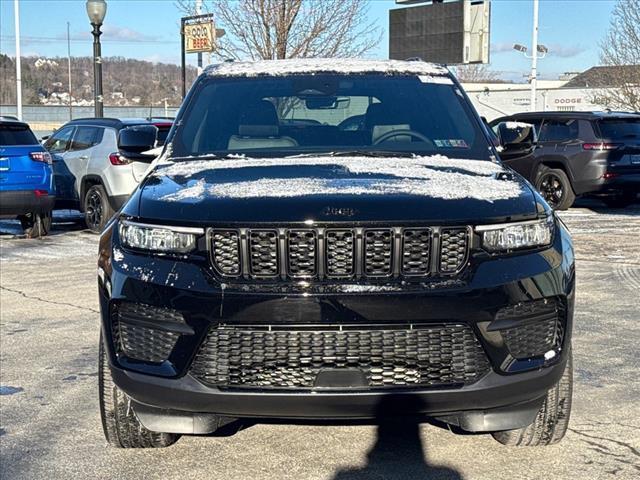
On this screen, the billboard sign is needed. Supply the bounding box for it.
[390,0,490,64]
[184,20,215,53]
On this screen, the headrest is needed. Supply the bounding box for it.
[238,100,279,137]
[365,103,409,129]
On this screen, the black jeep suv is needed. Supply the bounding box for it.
[491,111,640,210]
[97,59,575,449]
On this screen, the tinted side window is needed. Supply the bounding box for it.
[596,118,640,140]
[45,126,75,153]
[70,126,103,151]
[0,124,38,145]
[539,119,579,142]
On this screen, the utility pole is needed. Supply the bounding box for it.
[196,0,203,74]
[530,0,539,112]
[67,22,73,120]
[14,0,22,120]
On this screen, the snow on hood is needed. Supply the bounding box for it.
[206,58,449,78]
[158,155,503,177]
[154,155,523,203]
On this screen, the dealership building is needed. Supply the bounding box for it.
[462,66,639,121]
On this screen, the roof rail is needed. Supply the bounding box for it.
[405,57,424,62]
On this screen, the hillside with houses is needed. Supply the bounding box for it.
[0,54,197,107]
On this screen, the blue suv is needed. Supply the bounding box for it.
[0,119,55,237]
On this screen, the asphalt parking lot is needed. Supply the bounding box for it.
[1,202,639,480]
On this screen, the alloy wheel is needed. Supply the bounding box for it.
[86,190,103,230]
[539,173,564,208]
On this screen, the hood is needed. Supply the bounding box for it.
[132,155,540,224]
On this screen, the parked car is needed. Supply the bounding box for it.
[45,117,172,233]
[490,111,640,209]
[0,119,55,237]
[97,58,574,449]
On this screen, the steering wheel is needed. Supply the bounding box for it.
[373,129,434,146]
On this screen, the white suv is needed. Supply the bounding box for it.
[45,118,171,232]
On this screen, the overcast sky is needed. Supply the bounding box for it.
[0,0,617,82]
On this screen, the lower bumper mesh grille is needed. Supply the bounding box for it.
[190,324,490,390]
[112,303,185,363]
[495,299,565,360]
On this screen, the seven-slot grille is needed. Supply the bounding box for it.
[190,323,490,390]
[209,226,469,280]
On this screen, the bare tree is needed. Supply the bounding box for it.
[452,64,500,83]
[594,0,640,111]
[176,0,382,60]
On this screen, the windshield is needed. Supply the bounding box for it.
[597,118,640,140]
[171,74,491,160]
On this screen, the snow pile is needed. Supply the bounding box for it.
[157,155,522,203]
[206,58,449,78]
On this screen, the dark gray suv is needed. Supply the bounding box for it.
[491,111,640,209]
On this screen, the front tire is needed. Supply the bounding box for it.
[492,350,573,447]
[99,335,179,448]
[84,185,114,234]
[19,210,52,238]
[536,167,576,210]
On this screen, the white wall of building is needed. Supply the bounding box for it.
[461,83,605,120]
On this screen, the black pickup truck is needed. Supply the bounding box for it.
[97,59,575,449]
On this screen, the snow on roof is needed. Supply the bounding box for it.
[205,58,450,78]
[155,155,522,203]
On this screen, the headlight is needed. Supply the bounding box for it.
[118,220,203,253]
[477,217,554,252]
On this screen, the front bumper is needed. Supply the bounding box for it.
[98,221,575,431]
[0,189,55,217]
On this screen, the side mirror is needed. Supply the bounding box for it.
[118,125,158,162]
[496,122,537,158]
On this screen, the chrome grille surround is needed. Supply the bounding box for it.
[209,226,470,280]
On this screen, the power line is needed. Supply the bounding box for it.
[0,35,176,45]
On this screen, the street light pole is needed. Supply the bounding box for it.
[86,0,107,118]
[67,21,73,120]
[530,0,539,112]
[91,23,104,117]
[196,0,203,74]
[14,0,22,121]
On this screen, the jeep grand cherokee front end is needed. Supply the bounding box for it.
[97,59,575,449]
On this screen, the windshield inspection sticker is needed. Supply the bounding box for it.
[434,139,469,148]
[418,75,454,85]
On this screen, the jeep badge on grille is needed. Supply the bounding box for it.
[322,206,357,217]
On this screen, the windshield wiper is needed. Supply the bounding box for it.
[286,150,417,159]
[171,153,249,161]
